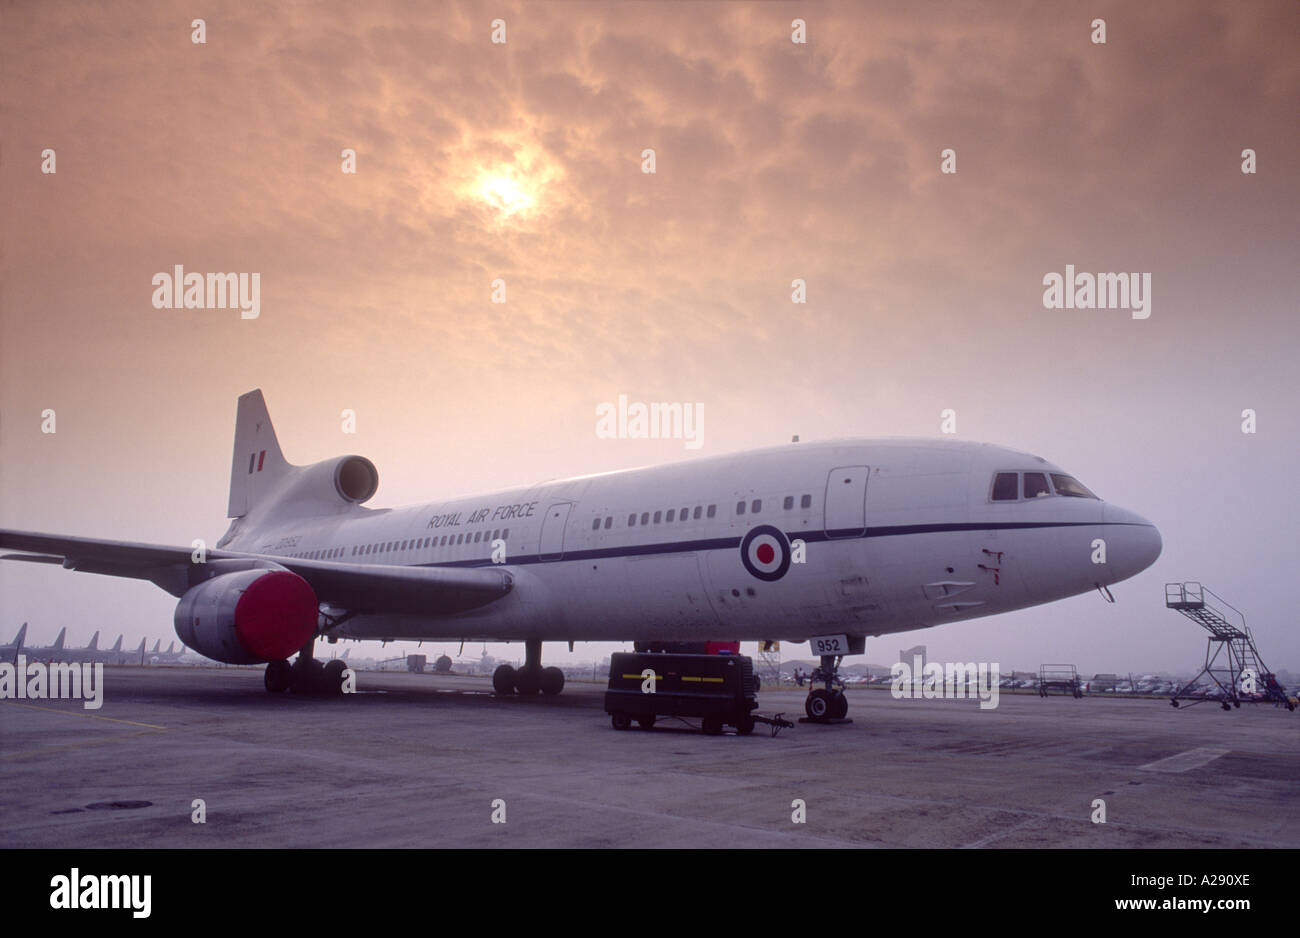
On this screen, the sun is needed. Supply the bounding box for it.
[479,173,534,218]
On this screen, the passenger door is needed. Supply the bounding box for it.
[538,502,573,561]
[824,466,869,537]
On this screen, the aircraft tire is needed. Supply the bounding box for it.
[492,664,516,695]
[830,691,848,720]
[611,713,632,731]
[540,666,565,696]
[323,659,348,696]
[805,689,832,720]
[291,658,325,694]
[736,715,755,735]
[265,659,292,693]
[514,667,541,696]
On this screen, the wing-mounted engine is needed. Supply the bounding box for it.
[174,567,319,664]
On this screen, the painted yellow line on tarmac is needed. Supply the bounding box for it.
[0,700,167,729]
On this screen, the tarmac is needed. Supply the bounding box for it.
[2,666,1296,848]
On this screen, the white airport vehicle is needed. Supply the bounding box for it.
[0,389,1161,721]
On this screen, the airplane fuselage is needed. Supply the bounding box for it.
[217,438,1161,646]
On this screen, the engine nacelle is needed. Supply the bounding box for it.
[329,455,379,504]
[174,569,319,664]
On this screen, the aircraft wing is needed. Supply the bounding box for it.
[0,529,513,616]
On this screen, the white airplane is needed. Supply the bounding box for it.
[16,626,66,662]
[146,639,187,664]
[0,389,1161,720]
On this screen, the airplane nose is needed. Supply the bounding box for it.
[1102,504,1162,580]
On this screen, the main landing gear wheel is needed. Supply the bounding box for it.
[513,667,541,696]
[540,666,565,696]
[492,664,516,695]
[737,715,755,736]
[290,657,325,694]
[322,659,348,696]
[494,642,567,697]
[265,659,292,693]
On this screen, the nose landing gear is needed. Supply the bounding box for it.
[801,654,852,724]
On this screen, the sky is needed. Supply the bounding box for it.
[2,0,1297,675]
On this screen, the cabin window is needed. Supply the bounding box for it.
[992,472,1019,501]
[666,509,675,522]
[801,494,812,508]
[604,517,612,529]
[784,496,794,510]
[693,506,702,520]
[628,514,636,526]
[736,501,746,515]
[502,528,509,539]
[751,499,761,513]
[1023,472,1051,499]
[640,512,649,525]
[592,518,601,530]
[653,510,662,523]
[707,504,716,518]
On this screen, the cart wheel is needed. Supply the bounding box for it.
[637,715,656,730]
[611,713,631,730]
[702,717,723,735]
[736,715,755,736]
[1170,699,1179,708]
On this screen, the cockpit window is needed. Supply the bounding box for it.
[991,472,1018,501]
[1050,473,1097,499]
[1022,472,1051,498]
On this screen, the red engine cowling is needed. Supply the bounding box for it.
[174,568,318,664]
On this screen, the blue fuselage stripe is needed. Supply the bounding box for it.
[412,520,1147,570]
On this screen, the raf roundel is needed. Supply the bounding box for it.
[740,525,792,581]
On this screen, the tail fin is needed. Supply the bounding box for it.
[52,627,65,650]
[167,642,176,654]
[11,623,26,647]
[86,631,99,651]
[111,634,123,652]
[228,389,293,518]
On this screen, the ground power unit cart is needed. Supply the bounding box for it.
[605,652,790,735]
